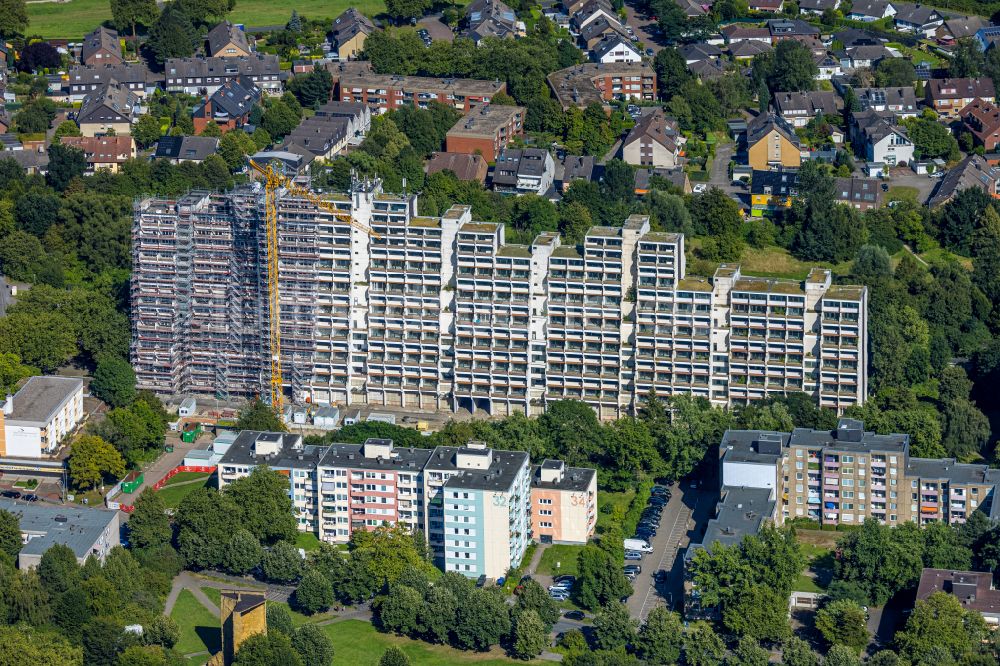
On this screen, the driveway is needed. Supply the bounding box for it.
[116,431,202,512]
[418,14,455,43]
[709,141,736,189]
[885,167,937,205]
[622,0,662,54]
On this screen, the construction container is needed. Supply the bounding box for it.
[121,471,144,494]
[181,422,202,443]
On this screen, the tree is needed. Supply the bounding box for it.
[261,98,302,141]
[133,115,162,149]
[288,69,334,109]
[223,466,297,544]
[722,583,790,642]
[636,607,683,665]
[379,647,410,666]
[47,143,87,191]
[0,0,27,37]
[824,645,861,666]
[653,47,692,100]
[0,353,36,395]
[54,121,82,142]
[236,398,286,432]
[684,621,725,666]
[874,58,916,87]
[69,435,127,489]
[593,602,638,652]
[575,545,631,610]
[949,38,984,77]
[83,617,131,666]
[146,615,180,649]
[376,584,424,635]
[654,0,689,43]
[853,244,892,282]
[234,632,303,666]
[91,354,137,408]
[267,604,295,637]
[111,0,158,56]
[895,591,989,663]
[767,40,818,92]
[780,636,819,666]
[262,541,303,583]
[128,488,171,550]
[905,116,960,161]
[290,625,334,666]
[815,599,869,653]
[834,520,925,605]
[54,587,91,642]
[175,487,241,569]
[0,509,20,559]
[511,609,547,659]
[383,0,431,22]
[419,584,458,644]
[18,41,61,72]
[730,637,769,666]
[452,587,512,651]
[14,98,57,133]
[0,625,82,666]
[295,568,334,615]
[175,0,233,24]
[222,528,263,575]
[147,4,200,64]
[513,580,560,631]
[219,129,258,171]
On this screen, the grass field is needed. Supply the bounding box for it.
[170,589,220,658]
[295,531,322,552]
[536,544,583,577]
[161,471,213,487]
[596,489,634,534]
[323,619,526,665]
[738,246,853,280]
[156,474,213,509]
[793,530,837,593]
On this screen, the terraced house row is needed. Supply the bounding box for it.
[131,182,868,418]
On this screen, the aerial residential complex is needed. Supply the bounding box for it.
[216,431,594,579]
[131,182,868,418]
[719,418,1000,527]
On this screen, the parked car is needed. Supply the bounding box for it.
[22,494,37,502]
[624,564,642,575]
[1,490,21,499]
[550,589,570,601]
[625,550,643,560]
[653,569,669,582]
[548,582,572,592]
[651,485,671,496]
[563,610,586,621]
[553,575,576,584]
[692,183,708,194]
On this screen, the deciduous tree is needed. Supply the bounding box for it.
[127,488,171,550]
[295,568,334,615]
[636,607,683,665]
[815,599,869,653]
[511,609,547,659]
[111,0,159,56]
[0,509,20,559]
[70,435,127,490]
[290,625,334,666]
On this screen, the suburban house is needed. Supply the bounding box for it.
[855,86,920,117]
[838,45,895,70]
[846,0,897,21]
[60,135,136,173]
[814,54,843,80]
[330,8,375,61]
[721,25,772,45]
[153,135,221,163]
[749,0,784,12]
[751,167,799,215]
[852,109,914,166]
[592,34,642,63]
[745,112,803,170]
[935,15,987,45]
[76,80,141,136]
[798,0,840,15]
[207,21,252,58]
[192,77,261,134]
[425,152,489,183]
[164,54,282,96]
[679,43,723,64]
[579,16,630,50]
[688,59,728,80]
[893,3,944,36]
[446,104,526,162]
[768,19,820,42]
[0,376,84,458]
[771,90,842,127]
[570,0,619,32]
[728,40,773,61]
[633,167,691,195]
[560,155,596,191]
[926,77,997,118]
[834,176,883,210]
[281,114,351,162]
[961,98,1000,151]
[81,26,123,66]
[977,26,1000,51]
[620,109,684,168]
[928,154,1000,207]
[464,0,520,42]
[492,148,555,195]
[313,101,371,145]
[915,569,1000,626]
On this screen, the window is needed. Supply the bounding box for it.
[538,498,553,505]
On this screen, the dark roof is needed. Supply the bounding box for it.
[530,463,595,491]
[751,167,799,196]
[218,431,326,470]
[728,40,773,58]
[854,108,909,143]
[799,0,839,9]
[855,86,919,112]
[688,58,727,79]
[207,21,250,56]
[221,590,267,614]
[332,8,375,46]
[917,569,1000,615]
[833,28,885,47]
[927,77,996,101]
[78,80,139,124]
[562,154,595,182]
[834,176,882,206]
[0,498,117,560]
[430,446,530,492]
[426,151,488,181]
[154,135,220,162]
[772,90,842,116]
[493,148,551,185]
[281,115,349,156]
[634,166,687,191]
[686,486,775,559]
[679,43,723,61]
[942,15,986,39]
[318,439,434,472]
[314,100,368,120]
[906,457,1000,485]
[622,108,681,152]
[196,77,261,119]
[591,33,638,60]
[81,26,122,65]
[165,54,280,80]
[893,2,942,24]
[746,112,801,147]
[721,418,910,462]
[579,15,629,44]
[69,62,156,87]
[843,44,895,62]
[768,18,820,36]
[929,154,1000,207]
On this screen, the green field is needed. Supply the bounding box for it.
[28,0,398,39]
[323,619,526,665]
[536,544,583,576]
[156,474,214,509]
[596,489,635,534]
[170,589,220,658]
[162,471,213,487]
[295,531,322,552]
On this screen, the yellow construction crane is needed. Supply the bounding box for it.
[248,159,380,414]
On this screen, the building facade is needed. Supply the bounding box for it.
[132,185,869,417]
[445,104,525,162]
[0,497,120,569]
[0,377,84,458]
[530,460,597,544]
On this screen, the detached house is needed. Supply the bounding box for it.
[330,8,375,61]
[492,148,555,195]
[852,109,914,166]
[855,86,920,117]
[76,80,141,136]
[153,135,220,163]
[60,135,135,173]
[847,0,897,21]
[192,77,261,134]
[929,154,1000,207]
[839,45,895,71]
[960,98,1000,151]
[68,63,157,101]
[834,176,882,210]
[81,27,122,66]
[935,16,987,45]
[771,90,842,127]
[592,34,641,63]
[893,3,944,37]
[620,108,684,168]
[207,21,252,58]
[926,77,997,118]
[745,112,803,170]
[798,0,840,15]
[464,0,520,42]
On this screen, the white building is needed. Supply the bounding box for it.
[592,34,642,64]
[0,377,84,458]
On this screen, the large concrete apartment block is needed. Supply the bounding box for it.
[132,182,868,417]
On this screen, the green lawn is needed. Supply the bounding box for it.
[536,544,584,577]
[737,246,853,280]
[200,586,220,607]
[792,572,825,593]
[295,531,322,552]
[156,475,213,509]
[170,589,220,659]
[596,489,635,534]
[323,619,527,665]
[161,471,213,487]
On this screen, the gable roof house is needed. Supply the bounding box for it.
[153,135,221,163]
[492,147,555,195]
[929,154,1000,207]
[689,58,728,80]
[165,54,281,96]
[465,0,520,43]
[745,112,803,170]
[76,80,141,136]
[721,24,773,45]
[591,33,642,63]
[675,0,709,17]
[851,109,914,166]
[834,28,886,48]
[330,8,375,61]
[771,90,842,127]
[314,101,371,144]
[425,151,489,183]
[81,27,123,66]
[280,114,351,161]
[679,43,723,64]
[68,63,158,102]
[560,154,596,190]
[749,0,784,12]
[960,98,1000,151]
[192,77,261,134]
[814,53,843,80]
[60,135,136,173]
[893,3,944,37]
[855,86,920,117]
[798,0,840,15]
[570,0,618,32]
[847,0,897,21]
[768,19,821,42]
[620,108,684,168]
[838,44,896,70]
[207,21,251,58]
[927,77,997,118]
[579,15,630,50]
[729,40,773,60]
[935,15,987,45]
[834,176,882,210]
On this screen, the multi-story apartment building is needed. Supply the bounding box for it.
[547,62,657,109]
[445,104,526,162]
[530,460,597,544]
[164,55,281,96]
[329,62,506,115]
[218,434,550,580]
[719,418,1000,527]
[132,183,868,416]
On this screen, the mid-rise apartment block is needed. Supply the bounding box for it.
[445,104,526,162]
[132,181,868,417]
[218,434,560,580]
[719,418,1000,527]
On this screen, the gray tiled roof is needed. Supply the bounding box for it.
[207,21,250,57]
[0,498,117,560]
[81,26,122,65]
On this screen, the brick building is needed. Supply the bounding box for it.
[445,104,525,161]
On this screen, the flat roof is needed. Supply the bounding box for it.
[217,431,325,470]
[446,104,525,139]
[686,486,775,559]
[333,62,505,96]
[6,376,83,426]
[318,442,433,472]
[0,497,117,560]
[530,464,595,492]
[429,446,530,492]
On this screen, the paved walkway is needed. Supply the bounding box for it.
[164,571,223,616]
[116,432,203,510]
[525,543,548,576]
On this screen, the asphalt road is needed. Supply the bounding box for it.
[623,0,662,54]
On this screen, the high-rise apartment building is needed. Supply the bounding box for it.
[132,181,868,416]
[719,418,1000,527]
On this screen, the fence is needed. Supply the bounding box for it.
[151,465,218,491]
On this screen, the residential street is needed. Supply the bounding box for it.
[115,431,202,511]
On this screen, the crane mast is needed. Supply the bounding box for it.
[248,159,380,415]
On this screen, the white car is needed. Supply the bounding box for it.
[693,184,708,194]
[549,589,570,601]
[548,582,572,593]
